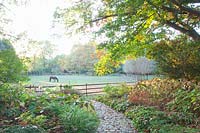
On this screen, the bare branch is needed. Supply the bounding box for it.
[0,3,11,12]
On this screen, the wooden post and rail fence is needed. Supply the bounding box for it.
[25,81,137,95]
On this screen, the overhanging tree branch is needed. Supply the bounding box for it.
[90,12,133,23]
[180,0,200,4]
[162,6,184,14]
[171,0,200,17]
[87,0,200,41]
[91,14,118,23]
[147,0,200,41]
[165,20,200,40]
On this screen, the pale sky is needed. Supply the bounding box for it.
[8,0,90,56]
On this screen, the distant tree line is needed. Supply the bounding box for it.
[25,41,157,76]
[27,42,99,75]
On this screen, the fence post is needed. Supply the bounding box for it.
[33,85,37,92]
[60,84,62,91]
[86,83,88,96]
[38,86,41,92]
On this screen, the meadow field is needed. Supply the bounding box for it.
[26,75,140,86]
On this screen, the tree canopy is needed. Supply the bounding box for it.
[58,0,200,40]
[150,36,200,80]
[56,0,200,75]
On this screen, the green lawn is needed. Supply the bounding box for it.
[27,75,139,86]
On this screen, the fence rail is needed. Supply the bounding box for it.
[25,81,137,95]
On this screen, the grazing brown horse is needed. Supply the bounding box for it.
[49,76,59,82]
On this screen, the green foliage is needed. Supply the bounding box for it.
[19,112,47,127]
[150,38,200,80]
[125,106,170,132]
[167,88,200,116]
[154,124,200,133]
[0,82,99,132]
[18,92,99,132]
[103,84,132,98]
[125,106,200,133]
[0,39,27,83]
[0,125,45,133]
[112,100,130,113]
[60,105,99,133]
[58,0,200,75]
[95,95,112,105]
[94,52,120,75]
[96,95,131,113]
[0,84,32,118]
[168,112,198,126]
[46,102,99,133]
[96,84,132,112]
[96,82,200,132]
[74,97,96,112]
[62,85,82,96]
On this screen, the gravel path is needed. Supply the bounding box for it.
[92,101,137,133]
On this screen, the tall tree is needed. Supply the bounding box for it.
[0,39,27,83]
[53,54,70,73]
[24,40,55,74]
[68,42,99,74]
